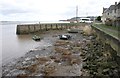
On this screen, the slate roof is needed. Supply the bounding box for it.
[104,5,115,13]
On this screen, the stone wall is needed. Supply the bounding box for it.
[92,26,120,57]
[16,23,86,35]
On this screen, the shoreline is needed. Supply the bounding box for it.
[2,28,120,76]
[2,29,84,76]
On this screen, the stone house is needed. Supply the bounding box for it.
[102,2,120,27]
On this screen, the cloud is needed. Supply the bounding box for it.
[0,0,120,21]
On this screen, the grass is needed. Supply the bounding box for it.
[92,24,120,40]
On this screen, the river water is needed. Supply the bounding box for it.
[1,21,70,65]
[1,21,43,65]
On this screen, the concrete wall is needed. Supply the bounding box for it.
[92,26,120,57]
[16,23,88,35]
[17,23,70,34]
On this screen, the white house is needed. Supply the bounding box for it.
[102,2,120,27]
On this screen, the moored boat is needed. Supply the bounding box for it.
[32,35,41,41]
[59,34,71,40]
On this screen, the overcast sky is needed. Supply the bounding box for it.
[0,0,119,21]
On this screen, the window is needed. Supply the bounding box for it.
[114,9,116,13]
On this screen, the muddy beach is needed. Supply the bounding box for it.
[2,26,120,77]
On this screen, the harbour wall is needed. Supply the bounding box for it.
[16,23,87,34]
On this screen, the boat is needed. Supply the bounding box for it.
[32,35,41,41]
[59,34,71,40]
[67,29,79,33]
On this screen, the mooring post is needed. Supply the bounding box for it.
[28,25,30,34]
[39,24,41,30]
[61,24,62,30]
[16,25,20,35]
[33,25,35,32]
[66,24,68,29]
[51,24,52,30]
[45,24,47,31]
[56,24,58,30]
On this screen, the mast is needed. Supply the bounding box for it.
[76,5,78,23]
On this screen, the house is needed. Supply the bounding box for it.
[102,2,120,27]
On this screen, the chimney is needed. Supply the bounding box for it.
[103,7,104,13]
[115,2,117,5]
[103,7,106,13]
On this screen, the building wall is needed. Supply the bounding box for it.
[102,2,120,27]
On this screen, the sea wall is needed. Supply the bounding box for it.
[16,23,87,34]
[91,25,120,57]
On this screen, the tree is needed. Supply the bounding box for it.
[96,16,101,21]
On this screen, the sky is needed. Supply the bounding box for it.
[0,0,120,21]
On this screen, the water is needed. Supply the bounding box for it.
[1,21,70,65]
[1,21,42,65]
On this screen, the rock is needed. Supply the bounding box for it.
[29,49,38,52]
[49,55,56,59]
[83,63,89,69]
[25,57,31,61]
[102,68,110,75]
[37,57,50,64]
[70,59,80,65]
[10,69,26,76]
[62,51,71,55]
[16,73,29,77]
[43,65,56,76]
[35,55,39,58]
[22,61,27,65]
[54,58,61,63]
[86,40,91,45]
[88,36,95,40]
[84,46,89,51]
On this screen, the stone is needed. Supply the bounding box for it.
[22,61,27,65]
[35,55,39,58]
[54,58,61,63]
[70,59,79,65]
[25,57,31,61]
[62,51,71,55]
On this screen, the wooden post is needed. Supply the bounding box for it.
[68,24,70,29]
[16,25,20,35]
[33,25,35,32]
[28,25,30,33]
[39,24,41,30]
[56,24,58,30]
[66,24,68,29]
[51,24,52,30]
[45,24,47,31]
[61,24,62,30]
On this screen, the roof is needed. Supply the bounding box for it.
[116,2,120,9]
[104,5,115,13]
[103,8,108,13]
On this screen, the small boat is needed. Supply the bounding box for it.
[67,29,79,33]
[32,35,41,41]
[59,34,71,40]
